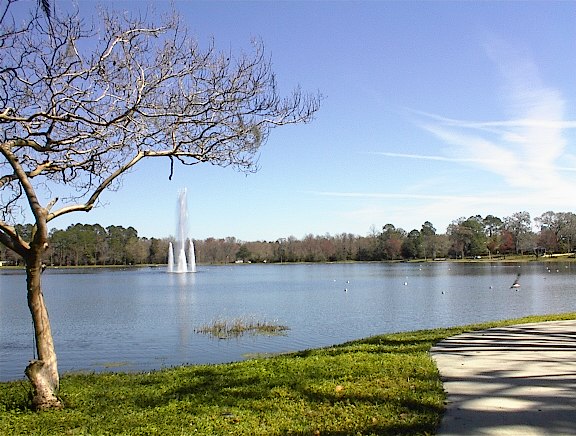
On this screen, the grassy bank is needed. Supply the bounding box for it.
[2,313,575,435]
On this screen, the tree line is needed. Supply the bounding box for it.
[1,210,574,267]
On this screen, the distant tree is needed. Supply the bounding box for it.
[66,224,96,265]
[557,212,576,252]
[499,229,515,254]
[535,211,560,253]
[301,234,323,262]
[148,238,170,264]
[222,237,241,263]
[106,226,138,265]
[447,216,486,258]
[537,228,558,254]
[504,212,532,254]
[125,237,149,264]
[320,234,337,261]
[299,234,337,262]
[272,239,284,263]
[420,221,437,259]
[333,233,356,261]
[377,224,405,260]
[92,224,108,265]
[356,234,377,261]
[535,211,557,232]
[244,240,275,263]
[0,3,319,409]
[483,215,503,257]
[358,225,380,261]
[447,218,463,258]
[401,229,420,259]
[236,244,251,262]
[283,236,299,263]
[483,215,503,238]
[48,228,69,265]
[434,234,451,259]
[195,237,242,263]
[536,211,576,253]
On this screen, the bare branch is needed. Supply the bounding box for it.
[37,0,50,20]
[47,150,146,221]
[0,3,320,226]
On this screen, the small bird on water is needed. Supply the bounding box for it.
[510,273,521,289]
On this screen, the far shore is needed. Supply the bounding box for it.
[0,253,575,270]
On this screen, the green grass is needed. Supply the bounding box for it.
[1,313,575,435]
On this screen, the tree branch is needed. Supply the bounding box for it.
[47,150,146,221]
[0,220,30,256]
[1,4,320,228]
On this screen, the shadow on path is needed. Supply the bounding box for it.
[431,320,576,435]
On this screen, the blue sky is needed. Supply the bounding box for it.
[39,1,576,241]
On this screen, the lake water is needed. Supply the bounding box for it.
[1,262,576,381]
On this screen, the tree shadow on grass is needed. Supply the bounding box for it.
[0,380,32,411]
[125,340,445,435]
[0,332,447,435]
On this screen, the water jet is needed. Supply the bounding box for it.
[167,189,196,273]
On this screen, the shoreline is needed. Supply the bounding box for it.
[1,253,574,271]
[2,313,576,435]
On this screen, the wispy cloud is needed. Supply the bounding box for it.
[409,110,576,130]
[334,39,576,231]
[369,152,576,173]
[407,37,576,195]
[307,189,572,210]
[308,187,572,233]
[307,190,508,204]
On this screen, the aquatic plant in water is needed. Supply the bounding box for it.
[195,317,289,339]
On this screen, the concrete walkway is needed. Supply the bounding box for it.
[431,320,576,435]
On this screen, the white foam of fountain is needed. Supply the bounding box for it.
[167,189,196,273]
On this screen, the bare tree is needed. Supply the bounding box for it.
[0,3,320,410]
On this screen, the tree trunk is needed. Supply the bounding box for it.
[25,258,62,410]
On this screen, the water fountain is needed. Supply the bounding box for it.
[167,189,196,273]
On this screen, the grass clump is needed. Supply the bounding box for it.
[195,317,289,339]
[1,312,575,435]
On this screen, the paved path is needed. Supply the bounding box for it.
[431,320,576,435]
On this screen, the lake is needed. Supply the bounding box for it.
[1,262,575,381]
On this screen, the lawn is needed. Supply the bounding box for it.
[1,313,575,435]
